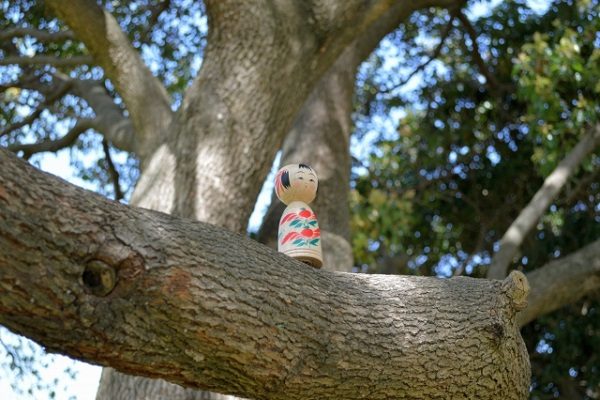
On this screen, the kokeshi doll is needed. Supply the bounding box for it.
[274,163,323,268]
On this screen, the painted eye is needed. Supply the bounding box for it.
[298,177,304,180]
[309,179,315,182]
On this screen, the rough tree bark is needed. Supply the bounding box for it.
[0,150,530,400]
[95,369,236,400]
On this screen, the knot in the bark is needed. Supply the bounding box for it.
[82,260,117,296]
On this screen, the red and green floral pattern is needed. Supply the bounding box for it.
[279,208,321,247]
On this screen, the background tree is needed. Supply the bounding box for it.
[0,0,598,399]
[350,1,600,398]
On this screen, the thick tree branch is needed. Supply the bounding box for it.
[66,78,136,153]
[0,55,93,67]
[45,0,173,156]
[0,149,530,399]
[519,239,600,327]
[7,119,95,159]
[0,27,75,42]
[488,123,600,279]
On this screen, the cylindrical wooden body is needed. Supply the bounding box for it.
[278,201,323,268]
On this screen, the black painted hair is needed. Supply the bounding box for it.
[298,163,312,170]
[281,170,291,189]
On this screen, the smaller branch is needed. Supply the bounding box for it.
[0,55,93,67]
[380,13,456,95]
[519,239,600,327]
[68,78,137,153]
[102,138,124,201]
[0,27,75,42]
[12,72,137,153]
[0,108,45,138]
[488,123,600,280]
[8,119,96,159]
[456,11,501,92]
[0,80,73,137]
[560,167,600,207]
[0,72,41,93]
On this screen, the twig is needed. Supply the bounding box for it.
[0,55,93,67]
[456,11,501,92]
[1,108,45,137]
[0,73,41,93]
[0,80,73,137]
[8,119,96,159]
[102,138,124,201]
[0,27,75,42]
[380,12,457,95]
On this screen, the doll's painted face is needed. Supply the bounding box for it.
[275,163,318,205]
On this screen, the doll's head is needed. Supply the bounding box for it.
[274,163,318,205]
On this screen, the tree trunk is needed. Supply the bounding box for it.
[96,369,236,400]
[0,149,531,399]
